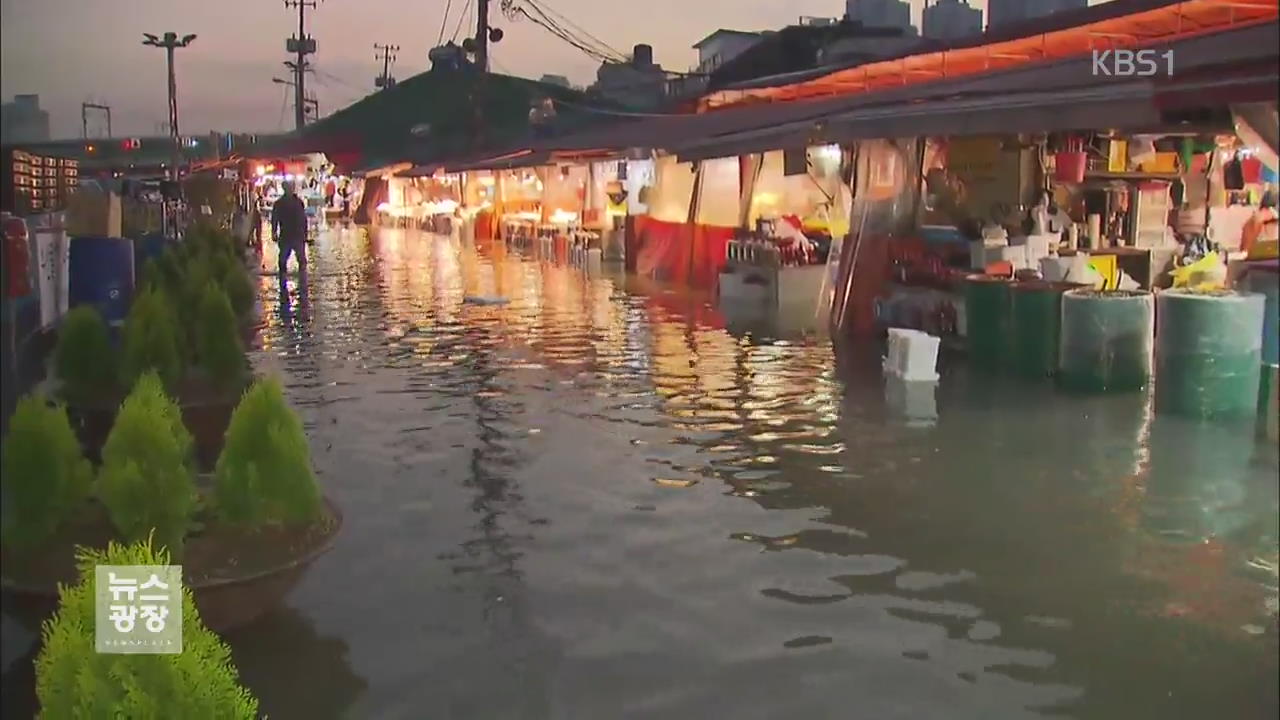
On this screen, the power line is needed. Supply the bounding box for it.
[508,1,623,64]
[525,0,625,62]
[277,84,290,129]
[451,0,473,43]
[438,0,455,46]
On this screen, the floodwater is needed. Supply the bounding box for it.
[3,225,1278,719]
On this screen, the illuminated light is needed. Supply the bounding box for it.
[255,165,266,176]
[86,145,96,153]
[550,209,578,224]
[479,176,496,186]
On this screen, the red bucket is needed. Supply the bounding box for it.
[1054,151,1088,183]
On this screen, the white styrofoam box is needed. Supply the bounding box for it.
[884,328,912,375]
[1024,234,1055,265]
[997,244,1028,270]
[884,328,940,382]
[1040,256,1073,283]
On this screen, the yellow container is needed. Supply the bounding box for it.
[1108,140,1129,173]
[1247,240,1279,261]
[1139,152,1178,174]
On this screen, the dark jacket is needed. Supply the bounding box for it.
[271,193,308,245]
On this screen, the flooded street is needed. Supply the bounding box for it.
[6,224,1278,718]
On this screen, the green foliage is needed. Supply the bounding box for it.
[98,373,196,556]
[222,259,256,321]
[215,377,321,528]
[55,306,117,404]
[34,537,261,719]
[194,282,246,392]
[119,288,183,392]
[0,395,93,549]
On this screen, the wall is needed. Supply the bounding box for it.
[694,157,740,227]
[1,95,51,144]
[697,34,763,74]
[648,155,697,223]
[845,0,913,31]
[922,0,983,40]
[988,0,1087,29]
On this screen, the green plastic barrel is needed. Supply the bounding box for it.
[1058,289,1154,393]
[1010,281,1082,379]
[964,275,1011,372]
[1154,289,1265,421]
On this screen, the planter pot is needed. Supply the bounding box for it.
[64,376,252,472]
[0,495,341,635]
[241,319,265,347]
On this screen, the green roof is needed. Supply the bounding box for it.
[292,68,607,164]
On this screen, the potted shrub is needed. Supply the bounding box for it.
[34,537,260,718]
[61,244,255,469]
[181,282,252,468]
[60,286,185,464]
[97,372,198,556]
[187,376,340,630]
[1,395,94,552]
[53,307,116,408]
[2,377,341,634]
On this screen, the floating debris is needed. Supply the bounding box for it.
[652,478,698,488]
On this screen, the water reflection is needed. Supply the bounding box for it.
[226,608,367,719]
[232,225,1278,719]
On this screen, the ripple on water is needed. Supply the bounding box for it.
[186,226,1280,720]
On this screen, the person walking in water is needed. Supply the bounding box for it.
[271,180,308,285]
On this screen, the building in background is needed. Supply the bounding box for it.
[693,30,767,75]
[988,0,1089,30]
[845,0,915,33]
[1,95,51,144]
[591,44,671,110]
[922,0,983,40]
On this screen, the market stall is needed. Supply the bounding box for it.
[719,145,851,330]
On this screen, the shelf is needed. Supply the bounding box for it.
[1083,171,1184,181]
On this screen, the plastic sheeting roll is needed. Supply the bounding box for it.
[1155,289,1265,420]
[964,275,1011,372]
[1058,289,1154,393]
[1010,281,1081,378]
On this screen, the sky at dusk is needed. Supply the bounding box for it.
[1,0,1108,139]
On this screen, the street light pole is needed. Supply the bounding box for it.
[142,32,197,180]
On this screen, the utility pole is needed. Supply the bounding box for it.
[142,32,197,180]
[274,76,320,121]
[284,0,320,131]
[375,43,400,89]
[475,0,490,72]
[81,102,112,139]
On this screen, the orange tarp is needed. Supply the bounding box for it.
[702,0,1278,109]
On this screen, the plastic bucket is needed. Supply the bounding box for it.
[1054,152,1088,183]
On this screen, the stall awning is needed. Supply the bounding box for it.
[701,0,1278,109]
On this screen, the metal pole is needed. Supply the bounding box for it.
[296,2,306,130]
[168,44,180,179]
[476,0,490,72]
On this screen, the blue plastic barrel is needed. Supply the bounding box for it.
[69,236,135,327]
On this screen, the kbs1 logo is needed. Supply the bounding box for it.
[1092,49,1174,77]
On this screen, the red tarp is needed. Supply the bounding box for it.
[633,217,735,291]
